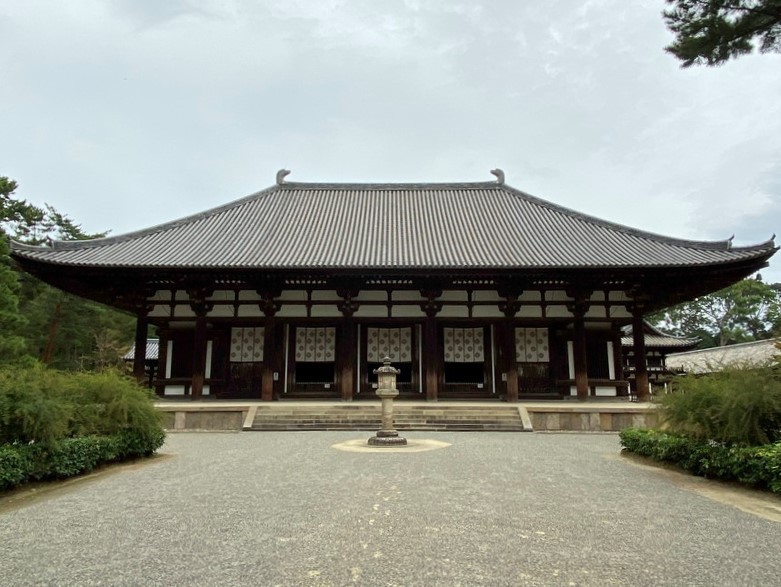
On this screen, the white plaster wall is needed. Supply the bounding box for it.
[310,305,342,317]
[472,291,502,302]
[238,290,261,301]
[438,305,469,318]
[608,291,631,301]
[440,290,468,302]
[277,305,307,318]
[355,291,387,301]
[392,291,422,301]
[546,306,573,318]
[517,306,543,318]
[608,306,632,319]
[208,290,232,301]
[150,290,171,301]
[391,306,426,318]
[208,305,234,318]
[149,305,170,318]
[519,291,542,302]
[472,306,504,318]
[585,306,607,319]
[311,290,339,301]
[279,291,307,301]
[237,306,263,317]
[353,306,388,318]
[545,290,571,302]
[173,305,196,318]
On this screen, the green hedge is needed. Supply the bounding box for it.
[620,427,781,493]
[0,428,166,491]
[0,366,166,492]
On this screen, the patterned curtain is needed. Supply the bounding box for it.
[515,327,549,362]
[443,328,485,362]
[367,328,412,362]
[230,327,265,362]
[295,327,336,362]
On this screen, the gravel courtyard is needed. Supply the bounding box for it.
[2,432,780,587]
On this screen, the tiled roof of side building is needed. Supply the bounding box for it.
[10,175,778,270]
[621,323,700,349]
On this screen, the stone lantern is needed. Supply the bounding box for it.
[368,357,407,446]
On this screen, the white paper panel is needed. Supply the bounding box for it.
[295,327,336,362]
[515,328,549,362]
[367,328,412,362]
[230,327,264,363]
[444,328,484,362]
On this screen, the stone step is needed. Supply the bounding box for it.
[249,405,528,432]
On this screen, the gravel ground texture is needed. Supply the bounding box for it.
[1,431,780,587]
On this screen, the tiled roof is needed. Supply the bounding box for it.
[621,324,699,349]
[122,339,159,361]
[10,179,777,270]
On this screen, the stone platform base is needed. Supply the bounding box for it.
[155,400,658,432]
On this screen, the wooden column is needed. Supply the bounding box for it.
[191,312,208,400]
[420,290,442,402]
[155,325,169,396]
[499,294,521,403]
[188,287,213,401]
[572,305,589,400]
[132,313,148,384]
[502,320,519,402]
[632,305,650,402]
[261,314,277,402]
[258,291,281,402]
[337,290,359,401]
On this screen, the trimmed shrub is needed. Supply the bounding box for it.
[0,365,165,491]
[0,430,166,490]
[620,428,781,493]
[661,366,781,446]
[0,366,163,446]
[0,444,33,490]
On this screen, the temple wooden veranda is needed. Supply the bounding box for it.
[11,170,777,403]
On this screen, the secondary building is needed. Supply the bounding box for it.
[11,170,776,402]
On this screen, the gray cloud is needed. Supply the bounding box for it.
[1,0,779,281]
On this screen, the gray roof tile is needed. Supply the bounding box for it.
[10,180,777,270]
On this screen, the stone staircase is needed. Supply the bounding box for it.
[248,404,531,432]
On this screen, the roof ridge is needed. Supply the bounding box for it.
[280,180,501,190]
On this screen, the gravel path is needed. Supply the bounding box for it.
[1,432,780,587]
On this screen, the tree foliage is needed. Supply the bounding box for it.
[1,176,135,369]
[650,277,781,347]
[664,0,781,67]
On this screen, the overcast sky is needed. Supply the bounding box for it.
[2,1,779,281]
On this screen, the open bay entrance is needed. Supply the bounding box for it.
[439,326,496,400]
[285,326,340,399]
[358,325,422,399]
